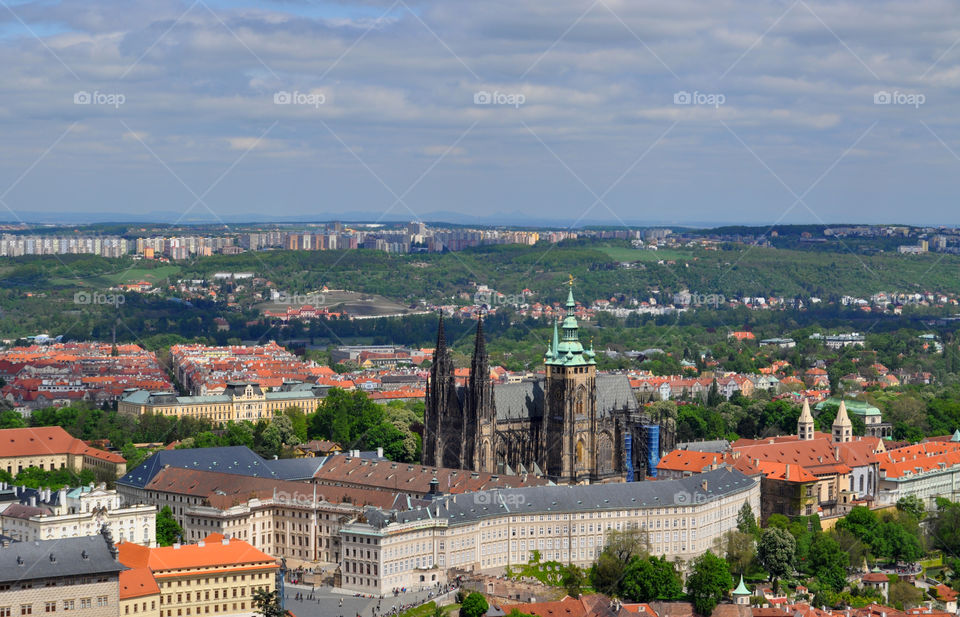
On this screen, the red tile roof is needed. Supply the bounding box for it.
[119,567,160,599]
[0,426,124,463]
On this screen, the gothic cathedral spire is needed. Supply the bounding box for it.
[468,316,495,471]
[424,312,458,468]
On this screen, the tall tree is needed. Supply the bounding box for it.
[721,530,756,576]
[737,502,760,537]
[807,533,848,592]
[156,506,183,547]
[757,528,796,585]
[686,551,734,617]
[620,556,683,602]
[561,565,584,599]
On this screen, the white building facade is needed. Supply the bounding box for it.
[0,484,156,546]
[338,467,760,595]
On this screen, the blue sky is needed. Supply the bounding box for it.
[0,0,958,226]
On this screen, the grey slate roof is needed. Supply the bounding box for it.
[362,467,756,529]
[493,374,637,422]
[494,381,544,421]
[595,374,640,416]
[118,446,283,489]
[118,446,388,490]
[677,439,732,453]
[0,534,122,583]
[264,457,327,480]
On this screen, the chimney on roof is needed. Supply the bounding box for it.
[173,543,181,549]
[222,537,229,545]
[701,479,708,491]
[785,464,790,480]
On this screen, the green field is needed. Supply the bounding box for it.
[597,246,693,262]
[50,265,181,288]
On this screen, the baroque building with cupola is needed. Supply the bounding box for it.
[423,283,674,484]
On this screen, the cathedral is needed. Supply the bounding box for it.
[423,284,669,484]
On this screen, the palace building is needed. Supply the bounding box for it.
[339,467,760,594]
[118,381,328,423]
[423,284,673,484]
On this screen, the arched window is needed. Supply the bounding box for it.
[597,435,614,475]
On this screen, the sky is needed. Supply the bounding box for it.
[0,0,958,226]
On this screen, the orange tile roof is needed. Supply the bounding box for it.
[878,442,960,478]
[0,426,125,463]
[754,461,818,483]
[835,438,884,467]
[936,585,958,602]
[734,437,850,476]
[118,534,277,573]
[119,567,160,600]
[501,597,589,617]
[656,450,724,473]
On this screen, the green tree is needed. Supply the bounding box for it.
[808,533,848,592]
[282,406,309,442]
[830,527,869,570]
[721,530,756,576]
[252,588,285,617]
[737,502,760,537]
[878,521,923,563]
[888,580,922,610]
[604,527,649,563]
[686,551,733,616]
[156,506,184,547]
[620,556,683,602]
[0,409,27,429]
[461,593,489,617]
[757,528,796,584]
[560,565,584,599]
[589,552,625,597]
[837,506,879,540]
[223,421,255,448]
[896,495,926,521]
[766,514,790,530]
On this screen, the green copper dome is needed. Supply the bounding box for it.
[545,281,595,367]
[733,575,750,596]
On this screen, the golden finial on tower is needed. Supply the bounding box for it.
[568,274,575,287]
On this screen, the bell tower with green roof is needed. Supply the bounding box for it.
[541,276,598,483]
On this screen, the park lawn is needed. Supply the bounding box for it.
[398,602,460,617]
[597,246,692,262]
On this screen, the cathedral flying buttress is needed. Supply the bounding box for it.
[422,282,673,484]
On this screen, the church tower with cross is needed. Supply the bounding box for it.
[541,277,602,483]
[423,278,640,484]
